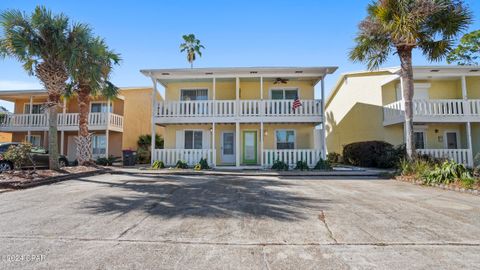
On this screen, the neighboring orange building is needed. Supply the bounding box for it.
[0,87,163,162]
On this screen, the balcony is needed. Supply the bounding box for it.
[153,99,323,124]
[0,112,124,132]
[383,99,480,125]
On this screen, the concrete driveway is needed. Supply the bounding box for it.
[0,173,479,269]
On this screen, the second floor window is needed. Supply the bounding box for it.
[184,130,203,149]
[271,89,298,100]
[91,102,113,113]
[24,104,44,114]
[276,130,295,149]
[181,89,208,101]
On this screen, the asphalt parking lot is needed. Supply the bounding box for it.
[0,173,479,269]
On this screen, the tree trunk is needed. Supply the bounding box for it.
[47,103,59,169]
[397,46,415,160]
[76,85,93,165]
[35,61,68,170]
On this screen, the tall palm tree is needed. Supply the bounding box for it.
[180,34,205,68]
[349,0,471,159]
[67,27,120,165]
[0,6,79,169]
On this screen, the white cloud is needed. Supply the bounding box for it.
[0,80,42,90]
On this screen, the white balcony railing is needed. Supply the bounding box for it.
[154,99,323,120]
[417,149,473,167]
[383,99,480,124]
[0,112,123,131]
[263,149,323,168]
[152,149,213,166]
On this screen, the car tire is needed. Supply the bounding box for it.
[0,161,13,172]
[59,158,68,168]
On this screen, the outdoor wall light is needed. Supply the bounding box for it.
[264,130,268,136]
[435,129,439,133]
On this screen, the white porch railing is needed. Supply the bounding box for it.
[0,112,123,130]
[417,149,473,167]
[154,99,323,119]
[263,149,323,168]
[383,99,480,123]
[0,114,48,128]
[153,149,213,166]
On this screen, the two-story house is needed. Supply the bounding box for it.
[142,67,337,168]
[326,66,480,167]
[0,87,163,162]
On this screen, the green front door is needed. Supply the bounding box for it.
[243,131,257,165]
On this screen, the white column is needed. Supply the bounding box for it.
[27,96,33,141]
[320,77,327,159]
[236,122,240,167]
[461,76,468,99]
[213,77,216,116]
[467,122,473,167]
[151,78,157,164]
[212,123,216,168]
[260,122,264,168]
[260,76,264,100]
[236,77,240,116]
[105,130,109,158]
[60,98,66,155]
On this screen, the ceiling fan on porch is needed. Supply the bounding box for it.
[273,78,289,84]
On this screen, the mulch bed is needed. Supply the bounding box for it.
[0,166,108,189]
[396,175,480,196]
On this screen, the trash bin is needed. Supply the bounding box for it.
[122,149,136,166]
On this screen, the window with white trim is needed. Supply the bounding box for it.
[24,104,44,114]
[271,89,298,100]
[184,130,203,149]
[92,135,107,156]
[25,135,41,147]
[90,102,112,113]
[276,130,295,149]
[180,89,208,101]
[414,131,426,149]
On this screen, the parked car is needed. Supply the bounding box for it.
[0,142,69,172]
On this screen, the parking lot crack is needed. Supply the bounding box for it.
[319,210,338,244]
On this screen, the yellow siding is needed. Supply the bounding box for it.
[120,87,164,151]
[467,77,480,99]
[0,132,12,142]
[325,72,397,154]
[164,123,316,165]
[164,79,315,101]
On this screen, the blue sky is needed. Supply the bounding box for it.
[0,0,479,111]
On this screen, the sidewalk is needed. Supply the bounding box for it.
[111,165,391,177]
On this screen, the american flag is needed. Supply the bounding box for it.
[292,96,302,111]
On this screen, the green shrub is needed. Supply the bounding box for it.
[137,134,164,149]
[423,160,473,185]
[136,147,151,164]
[294,160,309,171]
[151,160,165,169]
[343,141,405,168]
[95,155,119,166]
[313,159,332,171]
[327,152,342,164]
[175,160,188,169]
[3,143,34,169]
[271,160,289,171]
[194,158,210,171]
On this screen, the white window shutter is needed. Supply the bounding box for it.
[176,130,184,149]
[203,130,210,149]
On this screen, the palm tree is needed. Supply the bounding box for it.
[0,6,79,169]
[67,27,120,165]
[349,0,471,160]
[180,34,205,68]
